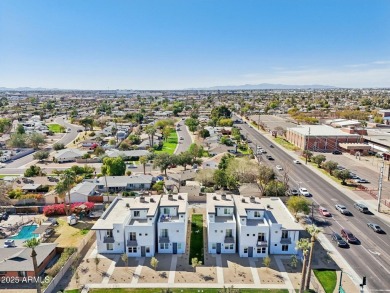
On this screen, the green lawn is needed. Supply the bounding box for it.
[48,123,65,133]
[90,289,288,293]
[189,214,204,264]
[273,137,300,151]
[155,130,178,155]
[64,290,80,293]
[314,269,337,293]
[0,175,19,178]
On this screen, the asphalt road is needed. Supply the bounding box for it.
[175,119,192,154]
[235,117,390,292]
[0,116,82,175]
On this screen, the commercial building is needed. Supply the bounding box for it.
[286,125,362,151]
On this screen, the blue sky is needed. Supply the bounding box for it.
[0,0,389,89]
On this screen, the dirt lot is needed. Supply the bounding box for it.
[138,255,171,283]
[222,254,253,284]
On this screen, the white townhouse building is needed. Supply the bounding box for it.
[233,195,302,257]
[264,197,302,255]
[124,195,161,257]
[92,197,133,254]
[157,193,188,254]
[233,195,270,257]
[206,193,237,254]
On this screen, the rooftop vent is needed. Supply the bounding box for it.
[213,195,217,200]
[241,198,246,203]
[126,203,130,208]
[150,198,155,203]
[140,196,145,202]
[221,194,227,200]
[178,195,183,200]
[250,196,256,203]
[168,194,174,200]
[266,204,271,209]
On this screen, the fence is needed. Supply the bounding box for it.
[44,230,96,293]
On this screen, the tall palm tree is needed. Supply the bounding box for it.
[145,125,157,147]
[24,238,42,293]
[139,156,148,175]
[296,238,310,293]
[55,169,77,215]
[305,226,322,290]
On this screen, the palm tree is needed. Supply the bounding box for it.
[139,156,148,175]
[145,125,157,147]
[55,169,77,215]
[24,238,42,293]
[305,226,322,290]
[296,238,310,293]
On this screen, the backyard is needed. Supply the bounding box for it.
[48,123,65,133]
[189,214,204,264]
[50,218,94,248]
[155,129,178,155]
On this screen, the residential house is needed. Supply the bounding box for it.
[92,175,153,192]
[202,152,230,169]
[206,193,237,254]
[157,193,188,254]
[0,243,57,279]
[167,170,198,186]
[53,149,86,163]
[68,181,98,202]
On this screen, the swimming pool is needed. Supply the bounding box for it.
[11,225,38,240]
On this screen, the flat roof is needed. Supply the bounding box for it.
[206,193,234,214]
[159,193,188,214]
[92,197,133,230]
[261,197,303,230]
[129,194,161,217]
[233,195,264,218]
[288,125,359,137]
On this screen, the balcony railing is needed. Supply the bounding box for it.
[256,240,268,247]
[280,237,291,244]
[224,236,235,244]
[103,236,115,243]
[159,236,170,243]
[127,239,138,246]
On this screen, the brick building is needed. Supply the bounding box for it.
[286,125,362,151]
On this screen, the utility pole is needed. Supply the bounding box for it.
[258,114,260,130]
[377,157,384,213]
[305,127,311,165]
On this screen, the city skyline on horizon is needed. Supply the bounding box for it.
[1,0,389,90]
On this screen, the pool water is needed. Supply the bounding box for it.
[11,225,38,239]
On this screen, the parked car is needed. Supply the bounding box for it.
[1,212,9,221]
[332,150,342,155]
[77,129,83,132]
[355,178,369,184]
[341,228,358,243]
[293,160,301,164]
[367,150,376,156]
[367,223,384,233]
[276,165,283,171]
[319,207,331,217]
[266,155,274,160]
[269,144,274,148]
[335,204,351,215]
[332,232,349,248]
[4,239,15,248]
[180,137,184,140]
[354,203,369,213]
[299,187,310,197]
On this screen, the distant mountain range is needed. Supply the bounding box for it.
[186,83,337,90]
[0,87,60,91]
[0,83,337,91]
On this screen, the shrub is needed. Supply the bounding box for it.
[43,202,95,216]
[89,131,96,137]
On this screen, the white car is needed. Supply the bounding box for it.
[299,187,310,197]
[293,160,301,164]
[276,165,283,171]
[335,204,351,215]
[0,163,5,169]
